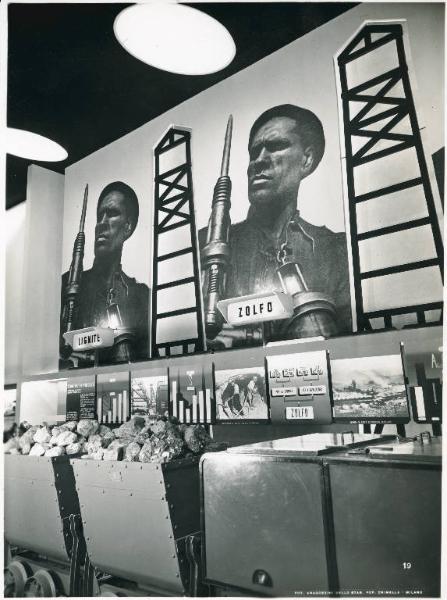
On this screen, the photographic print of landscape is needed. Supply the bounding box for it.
[331,354,409,423]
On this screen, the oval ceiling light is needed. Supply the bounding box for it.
[114,3,236,75]
[6,128,68,162]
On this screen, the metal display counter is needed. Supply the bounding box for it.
[71,455,202,596]
[200,433,396,596]
[326,436,442,598]
[201,433,442,597]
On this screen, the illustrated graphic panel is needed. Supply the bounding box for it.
[96,372,130,426]
[169,361,214,424]
[152,128,205,358]
[267,351,332,424]
[338,23,443,331]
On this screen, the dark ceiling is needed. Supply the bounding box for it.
[6,2,356,209]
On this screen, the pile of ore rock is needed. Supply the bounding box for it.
[4,416,218,463]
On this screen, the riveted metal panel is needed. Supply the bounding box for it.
[4,455,71,563]
[71,459,185,594]
[328,459,441,597]
[202,452,329,595]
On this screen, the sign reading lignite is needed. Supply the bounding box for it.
[218,291,293,326]
[63,327,114,352]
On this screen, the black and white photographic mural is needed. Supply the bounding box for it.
[331,353,409,423]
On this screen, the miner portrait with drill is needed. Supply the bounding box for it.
[60,181,149,366]
[200,104,352,348]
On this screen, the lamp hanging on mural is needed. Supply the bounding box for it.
[6,128,67,161]
[113,3,236,75]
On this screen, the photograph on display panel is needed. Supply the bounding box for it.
[59,181,150,369]
[214,364,269,423]
[130,369,169,419]
[331,352,410,424]
[198,105,353,351]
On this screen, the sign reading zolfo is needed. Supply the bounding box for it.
[218,291,293,326]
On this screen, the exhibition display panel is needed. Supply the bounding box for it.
[4,2,444,598]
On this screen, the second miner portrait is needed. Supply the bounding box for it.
[199,104,353,349]
[60,181,150,367]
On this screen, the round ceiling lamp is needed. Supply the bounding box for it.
[114,3,236,75]
[6,128,68,162]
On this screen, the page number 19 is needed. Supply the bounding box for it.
[403,562,412,569]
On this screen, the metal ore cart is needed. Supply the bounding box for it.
[4,453,204,597]
[70,454,203,596]
[4,454,92,597]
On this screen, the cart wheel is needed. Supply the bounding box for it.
[4,559,32,597]
[24,569,58,597]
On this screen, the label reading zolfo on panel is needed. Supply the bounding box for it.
[298,385,326,396]
[271,387,297,397]
[286,406,315,420]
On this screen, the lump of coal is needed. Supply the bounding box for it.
[86,435,102,455]
[21,441,32,455]
[115,416,145,440]
[79,439,89,454]
[134,431,151,445]
[101,431,115,448]
[66,442,83,455]
[183,425,212,454]
[103,446,125,461]
[33,426,52,445]
[4,438,20,453]
[151,431,185,462]
[125,442,142,462]
[49,427,63,445]
[91,448,105,461]
[45,446,65,457]
[29,443,46,457]
[149,420,167,436]
[77,419,99,438]
[99,425,114,436]
[56,431,78,447]
[18,427,37,450]
[61,421,78,432]
[107,440,127,452]
[139,440,155,463]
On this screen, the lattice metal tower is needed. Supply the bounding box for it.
[338,23,443,331]
[151,127,205,357]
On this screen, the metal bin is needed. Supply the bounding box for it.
[325,436,442,597]
[200,433,394,596]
